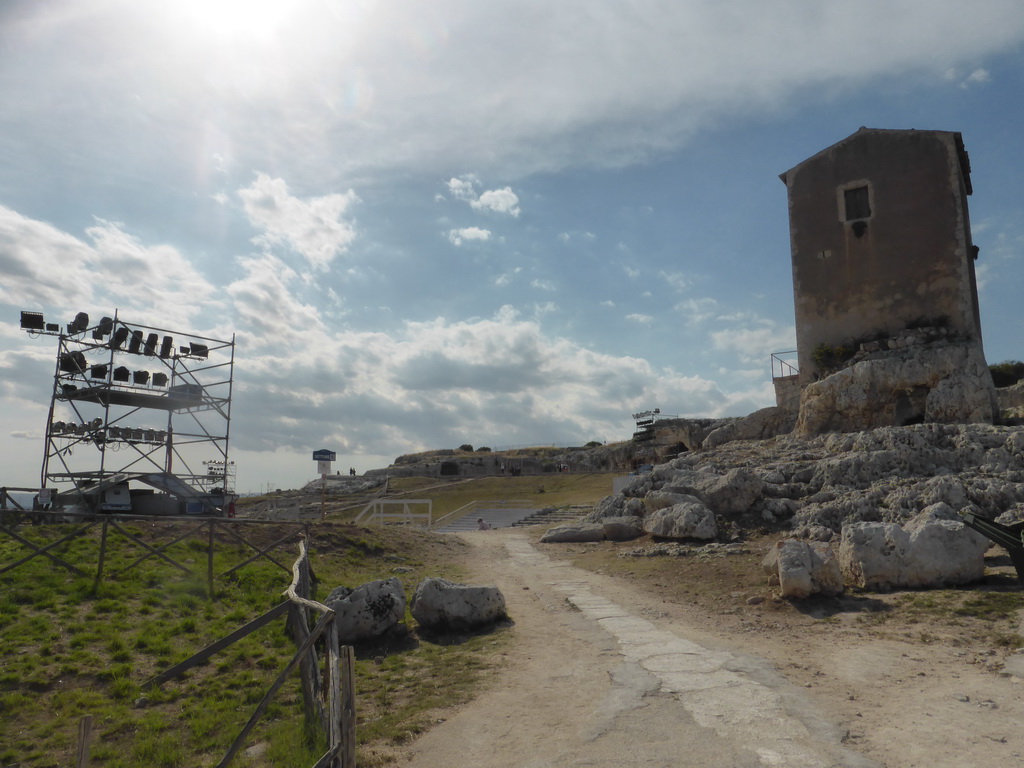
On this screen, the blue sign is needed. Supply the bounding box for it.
[312,449,336,461]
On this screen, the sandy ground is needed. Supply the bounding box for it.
[396,528,1024,768]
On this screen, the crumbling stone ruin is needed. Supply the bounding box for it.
[778,128,997,436]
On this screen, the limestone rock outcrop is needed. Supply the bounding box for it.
[796,343,997,437]
[642,499,717,540]
[540,523,606,543]
[325,577,406,643]
[837,504,989,590]
[410,578,507,631]
[704,407,797,449]
[762,539,843,598]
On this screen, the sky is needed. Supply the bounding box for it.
[1,0,1023,494]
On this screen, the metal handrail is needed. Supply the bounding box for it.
[771,351,799,380]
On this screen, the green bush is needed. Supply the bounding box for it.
[990,360,1024,388]
[458,444,473,452]
[811,343,854,375]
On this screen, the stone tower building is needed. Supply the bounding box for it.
[779,128,995,434]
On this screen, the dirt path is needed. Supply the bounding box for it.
[398,528,1015,767]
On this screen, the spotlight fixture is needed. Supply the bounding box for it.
[189,343,209,359]
[20,311,45,331]
[59,351,87,373]
[66,312,89,335]
[113,366,130,382]
[90,364,108,379]
[110,326,130,350]
[128,330,143,354]
[159,335,174,359]
[45,323,60,332]
[133,370,150,385]
[144,332,158,356]
[152,372,169,387]
[93,316,114,340]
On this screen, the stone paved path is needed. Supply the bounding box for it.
[399,533,879,768]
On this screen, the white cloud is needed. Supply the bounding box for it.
[447,176,479,202]
[531,279,556,291]
[6,3,1024,186]
[710,321,796,364]
[962,68,991,88]
[0,206,218,328]
[674,298,719,325]
[626,313,654,324]
[472,187,521,217]
[623,266,641,279]
[659,270,689,292]
[446,176,520,217]
[448,227,491,246]
[600,300,616,308]
[495,267,522,286]
[239,173,358,270]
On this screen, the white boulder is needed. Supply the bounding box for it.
[410,578,507,631]
[838,503,989,590]
[642,500,717,540]
[762,539,843,599]
[540,523,606,543]
[325,577,406,643]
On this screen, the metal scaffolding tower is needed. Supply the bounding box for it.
[20,309,235,513]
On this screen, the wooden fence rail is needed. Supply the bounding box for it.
[0,511,309,596]
[144,537,356,768]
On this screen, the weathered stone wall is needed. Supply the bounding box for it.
[781,128,981,386]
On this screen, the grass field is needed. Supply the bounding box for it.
[1,474,607,767]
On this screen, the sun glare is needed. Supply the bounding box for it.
[177,0,296,41]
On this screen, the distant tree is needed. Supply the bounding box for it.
[584,441,602,448]
[476,446,492,452]
[458,444,474,452]
[990,360,1024,388]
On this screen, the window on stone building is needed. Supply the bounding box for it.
[843,185,871,221]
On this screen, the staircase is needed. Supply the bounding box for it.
[512,505,588,527]
[435,503,590,532]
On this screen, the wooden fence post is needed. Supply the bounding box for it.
[326,623,343,767]
[92,519,109,594]
[340,645,356,768]
[207,520,215,598]
[76,714,93,767]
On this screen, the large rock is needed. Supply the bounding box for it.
[762,539,843,598]
[410,578,506,631]
[704,407,797,449]
[659,468,764,516]
[325,577,406,643]
[540,523,606,542]
[601,516,645,542]
[643,499,717,540]
[838,503,989,590]
[796,342,997,437]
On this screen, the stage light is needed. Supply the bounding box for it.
[128,330,143,354]
[133,370,150,385]
[189,343,209,359]
[59,351,87,373]
[93,316,114,340]
[20,311,45,331]
[45,323,60,332]
[160,335,174,359]
[66,312,89,335]
[152,372,168,387]
[110,326,130,349]
[90,364,108,379]
[144,333,158,356]
[113,366,130,382]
